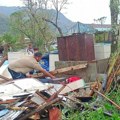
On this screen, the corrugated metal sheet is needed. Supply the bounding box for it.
[0,110,23,120]
[0,101,26,120]
[66,22,96,36]
[57,33,95,61]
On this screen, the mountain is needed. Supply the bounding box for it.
[0,6,96,35]
[0,6,21,35]
[0,6,21,16]
[0,13,9,35]
[0,6,75,35]
[0,6,74,25]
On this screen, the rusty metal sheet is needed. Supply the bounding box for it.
[57,33,95,61]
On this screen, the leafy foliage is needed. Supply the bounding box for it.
[10,8,56,52]
[0,33,25,52]
[95,32,110,43]
[62,87,120,120]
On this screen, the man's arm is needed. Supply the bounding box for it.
[33,63,55,79]
[40,68,56,79]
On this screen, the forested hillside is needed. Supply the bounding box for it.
[0,6,74,35]
[0,13,9,35]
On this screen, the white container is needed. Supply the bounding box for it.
[49,54,59,71]
[94,43,111,60]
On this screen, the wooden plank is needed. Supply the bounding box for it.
[51,63,87,74]
[32,63,87,78]
[59,79,85,95]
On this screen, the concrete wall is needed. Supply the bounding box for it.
[94,43,111,60]
[96,58,109,74]
[55,59,108,82]
[55,61,97,82]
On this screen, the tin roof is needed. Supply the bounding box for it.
[65,22,96,35]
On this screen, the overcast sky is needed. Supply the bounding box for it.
[0,0,111,24]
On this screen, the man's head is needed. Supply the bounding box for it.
[34,52,42,62]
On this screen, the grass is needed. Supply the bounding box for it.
[62,85,120,120]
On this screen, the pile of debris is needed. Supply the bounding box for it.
[0,53,119,120]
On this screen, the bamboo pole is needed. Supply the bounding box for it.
[106,63,120,92]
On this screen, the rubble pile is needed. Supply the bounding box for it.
[0,53,119,120]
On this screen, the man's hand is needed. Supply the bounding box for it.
[51,76,56,79]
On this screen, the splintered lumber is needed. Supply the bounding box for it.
[19,97,62,120]
[19,85,65,120]
[33,63,87,78]
[52,63,87,74]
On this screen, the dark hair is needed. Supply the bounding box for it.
[34,52,42,57]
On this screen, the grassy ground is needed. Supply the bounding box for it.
[62,84,120,120]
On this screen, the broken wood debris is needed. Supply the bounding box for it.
[0,52,120,119]
[32,63,87,78]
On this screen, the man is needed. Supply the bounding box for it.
[8,52,56,80]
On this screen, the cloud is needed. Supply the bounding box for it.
[0,0,23,6]
[62,0,111,24]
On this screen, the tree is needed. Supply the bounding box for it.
[110,0,120,53]
[10,0,56,52]
[43,0,69,37]
[0,33,23,56]
[10,0,69,52]
[110,0,119,25]
[23,0,69,37]
[94,16,106,25]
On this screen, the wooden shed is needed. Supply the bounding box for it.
[57,33,95,61]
